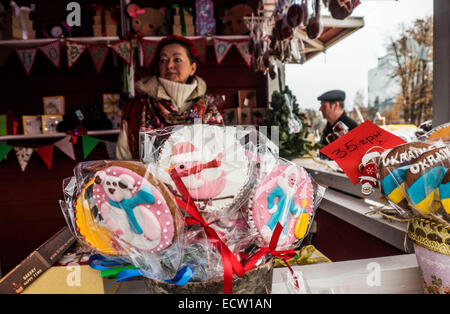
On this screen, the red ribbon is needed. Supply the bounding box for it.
[169,167,300,292]
[242,223,299,289]
[66,127,87,145]
[169,168,245,294]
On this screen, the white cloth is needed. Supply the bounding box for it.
[158,77,198,113]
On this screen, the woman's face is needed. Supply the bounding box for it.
[159,43,197,83]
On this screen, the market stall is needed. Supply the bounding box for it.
[0,0,448,297]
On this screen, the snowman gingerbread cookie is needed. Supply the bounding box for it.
[249,163,314,250]
[157,124,253,216]
[91,161,180,253]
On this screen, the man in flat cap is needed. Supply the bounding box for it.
[318,89,358,159]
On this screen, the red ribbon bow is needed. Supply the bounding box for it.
[66,127,87,145]
[128,8,146,19]
[169,167,300,292]
[169,168,244,294]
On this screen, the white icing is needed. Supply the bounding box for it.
[158,125,251,213]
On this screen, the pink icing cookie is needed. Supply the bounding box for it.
[250,163,314,249]
[92,164,179,253]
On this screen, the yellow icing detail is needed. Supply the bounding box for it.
[441,198,450,214]
[412,191,434,216]
[294,212,309,239]
[387,184,405,204]
[76,178,119,255]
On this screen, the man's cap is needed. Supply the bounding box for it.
[317,90,346,102]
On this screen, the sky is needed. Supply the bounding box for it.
[285,0,434,111]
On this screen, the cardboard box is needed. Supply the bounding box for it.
[21,242,121,294]
[93,25,117,37]
[0,227,76,294]
[173,15,194,26]
[0,114,6,136]
[173,24,195,36]
[22,264,121,294]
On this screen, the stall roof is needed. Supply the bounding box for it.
[297,15,365,61]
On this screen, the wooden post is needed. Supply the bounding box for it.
[432,0,450,127]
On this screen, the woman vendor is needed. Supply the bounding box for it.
[116,35,224,160]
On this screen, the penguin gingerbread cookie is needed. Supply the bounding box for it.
[91,161,180,253]
[249,163,314,250]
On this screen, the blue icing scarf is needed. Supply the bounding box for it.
[108,185,155,234]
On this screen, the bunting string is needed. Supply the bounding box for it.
[0,36,251,75]
[0,134,116,171]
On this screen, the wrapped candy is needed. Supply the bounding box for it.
[246,142,325,253]
[60,160,185,281]
[140,124,260,281]
[140,124,324,283]
[360,140,450,225]
[59,124,325,290]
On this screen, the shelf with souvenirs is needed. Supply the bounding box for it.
[0,0,273,279]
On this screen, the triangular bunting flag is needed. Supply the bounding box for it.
[39,40,61,69]
[213,37,233,65]
[88,44,109,74]
[0,46,11,67]
[0,142,12,161]
[235,40,252,68]
[82,135,101,159]
[111,40,132,65]
[16,48,37,75]
[54,135,76,160]
[105,141,117,160]
[66,40,86,69]
[140,39,159,68]
[35,144,54,170]
[14,147,33,172]
[191,37,207,64]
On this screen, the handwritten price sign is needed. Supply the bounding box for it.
[320,120,406,184]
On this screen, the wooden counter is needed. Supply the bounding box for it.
[292,157,414,261]
[116,254,423,294]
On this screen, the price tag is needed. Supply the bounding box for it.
[320,120,407,184]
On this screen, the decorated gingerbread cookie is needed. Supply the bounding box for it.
[249,163,314,250]
[91,161,180,253]
[404,146,450,216]
[425,122,450,142]
[379,142,438,210]
[439,170,450,216]
[157,124,253,216]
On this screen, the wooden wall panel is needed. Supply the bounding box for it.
[312,209,405,262]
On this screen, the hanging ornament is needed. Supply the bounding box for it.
[66,40,86,69]
[88,44,109,74]
[285,94,302,135]
[213,37,233,65]
[111,40,133,65]
[54,135,76,160]
[39,40,61,69]
[139,38,159,68]
[14,147,33,172]
[16,48,37,75]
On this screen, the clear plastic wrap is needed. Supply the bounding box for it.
[139,124,325,282]
[59,160,185,282]
[364,140,450,225]
[140,124,260,281]
[59,124,326,286]
[247,149,325,252]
